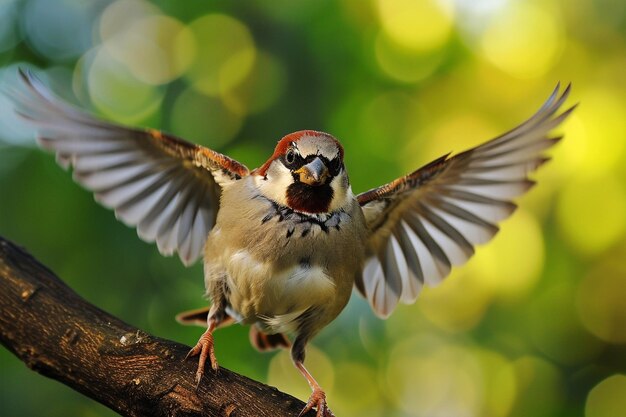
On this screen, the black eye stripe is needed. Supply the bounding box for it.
[282,150,343,174]
[327,157,342,175]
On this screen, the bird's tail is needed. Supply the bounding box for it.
[249,326,291,351]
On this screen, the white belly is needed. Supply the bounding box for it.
[223,249,336,333]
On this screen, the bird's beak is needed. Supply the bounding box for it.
[294,157,329,186]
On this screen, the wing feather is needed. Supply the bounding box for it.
[8,69,249,265]
[395,222,424,302]
[356,84,575,317]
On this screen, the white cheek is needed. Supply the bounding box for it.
[254,162,292,206]
[328,173,352,212]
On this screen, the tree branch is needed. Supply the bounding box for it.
[0,236,312,417]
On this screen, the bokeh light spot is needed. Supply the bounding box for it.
[454,0,508,38]
[469,209,545,301]
[358,91,419,157]
[480,3,563,78]
[577,259,626,344]
[510,356,564,417]
[84,48,163,124]
[586,375,626,417]
[186,14,256,96]
[529,284,603,365]
[419,268,492,333]
[170,88,242,148]
[99,0,160,40]
[386,336,482,416]
[101,14,195,85]
[376,0,454,53]
[222,51,287,115]
[374,32,443,83]
[332,362,383,416]
[476,349,517,417]
[0,0,21,53]
[22,0,99,61]
[420,112,498,162]
[556,175,626,255]
[556,88,626,178]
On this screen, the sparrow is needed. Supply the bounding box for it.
[8,69,574,417]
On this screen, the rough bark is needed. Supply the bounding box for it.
[0,236,312,417]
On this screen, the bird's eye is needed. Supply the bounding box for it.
[284,148,297,166]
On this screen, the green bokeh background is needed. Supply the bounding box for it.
[1,0,626,416]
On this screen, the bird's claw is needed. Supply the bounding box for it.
[298,388,335,417]
[185,331,218,389]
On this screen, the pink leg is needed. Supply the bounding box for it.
[185,309,219,387]
[294,361,335,417]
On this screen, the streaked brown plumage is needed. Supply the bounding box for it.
[7,69,574,417]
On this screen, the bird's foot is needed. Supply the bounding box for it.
[185,330,218,388]
[298,388,335,417]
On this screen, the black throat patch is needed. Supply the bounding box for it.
[285,182,334,214]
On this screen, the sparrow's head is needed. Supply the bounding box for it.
[255,130,351,214]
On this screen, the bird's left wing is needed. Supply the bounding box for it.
[8,69,250,265]
[355,84,574,317]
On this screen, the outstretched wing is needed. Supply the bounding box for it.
[9,69,249,266]
[355,84,575,317]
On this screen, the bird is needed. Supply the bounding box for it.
[7,69,574,417]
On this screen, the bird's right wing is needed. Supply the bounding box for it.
[8,69,250,266]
